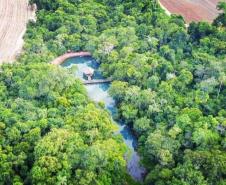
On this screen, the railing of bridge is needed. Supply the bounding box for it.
[83,78,112,85]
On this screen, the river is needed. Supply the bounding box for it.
[61,56,145,181]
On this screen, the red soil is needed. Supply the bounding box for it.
[51,52,92,65]
[159,0,223,23]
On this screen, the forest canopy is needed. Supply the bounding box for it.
[0,0,226,184]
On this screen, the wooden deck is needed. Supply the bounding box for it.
[83,79,112,85]
[51,51,91,65]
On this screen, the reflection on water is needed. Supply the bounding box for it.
[62,56,145,181]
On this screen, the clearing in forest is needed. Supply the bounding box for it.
[159,0,222,23]
[0,0,36,63]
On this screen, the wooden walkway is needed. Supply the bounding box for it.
[83,79,112,85]
[51,51,91,65]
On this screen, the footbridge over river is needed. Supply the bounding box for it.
[83,78,112,85]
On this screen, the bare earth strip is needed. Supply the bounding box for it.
[159,0,223,23]
[0,0,35,64]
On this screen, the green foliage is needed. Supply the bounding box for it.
[214,2,226,27]
[1,0,226,184]
[0,64,127,185]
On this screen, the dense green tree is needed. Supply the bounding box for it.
[213,2,226,27]
[0,63,127,185]
[1,0,226,184]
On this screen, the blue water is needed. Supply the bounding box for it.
[62,56,146,181]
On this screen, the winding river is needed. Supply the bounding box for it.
[61,56,145,181]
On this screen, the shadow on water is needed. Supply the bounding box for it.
[61,56,146,181]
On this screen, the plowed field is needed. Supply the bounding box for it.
[159,0,223,23]
[0,0,35,63]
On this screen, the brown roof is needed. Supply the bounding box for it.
[83,67,94,75]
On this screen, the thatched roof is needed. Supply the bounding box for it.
[83,67,94,76]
